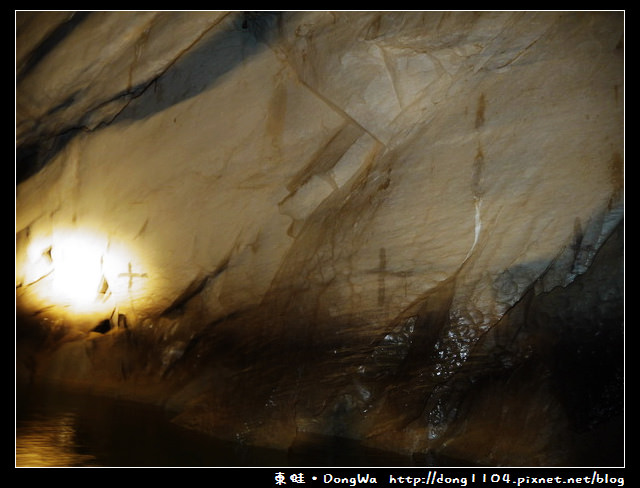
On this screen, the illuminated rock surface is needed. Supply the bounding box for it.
[16,11,624,466]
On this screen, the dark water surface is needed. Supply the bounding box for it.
[15,386,422,468]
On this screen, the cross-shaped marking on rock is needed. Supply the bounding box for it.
[366,248,414,307]
[118,262,148,291]
[364,248,389,306]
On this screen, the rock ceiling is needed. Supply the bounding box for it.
[15,11,624,466]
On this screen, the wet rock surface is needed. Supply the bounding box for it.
[16,11,624,466]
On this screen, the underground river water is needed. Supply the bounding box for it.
[15,385,434,468]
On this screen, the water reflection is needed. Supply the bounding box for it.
[16,391,287,467]
[15,386,292,467]
[17,411,98,467]
[15,386,421,468]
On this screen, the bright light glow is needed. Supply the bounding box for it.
[17,227,150,321]
[49,233,106,308]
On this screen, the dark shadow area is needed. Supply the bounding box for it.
[15,11,283,185]
[534,222,624,466]
[287,432,470,467]
[16,128,83,185]
[113,11,282,124]
[16,11,91,83]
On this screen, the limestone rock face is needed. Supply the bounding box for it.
[16,11,624,466]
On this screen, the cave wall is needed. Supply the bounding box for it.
[15,11,624,466]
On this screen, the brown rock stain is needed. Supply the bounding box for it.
[266,77,287,153]
[608,151,623,208]
[572,217,584,252]
[472,141,485,197]
[475,93,486,129]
